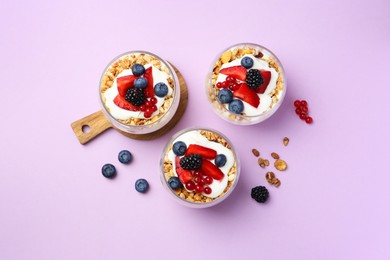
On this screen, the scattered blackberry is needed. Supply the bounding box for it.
[251,186,269,203]
[125,88,145,106]
[246,69,264,90]
[180,154,202,170]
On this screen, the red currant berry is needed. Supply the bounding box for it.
[140,105,146,112]
[144,112,152,118]
[205,176,213,185]
[150,97,157,104]
[305,117,313,124]
[185,181,195,191]
[193,170,202,177]
[199,178,206,185]
[300,100,308,107]
[145,101,152,107]
[229,83,240,91]
[226,76,235,83]
[204,187,212,195]
[294,100,301,107]
[295,108,302,115]
[299,113,307,120]
[193,176,201,184]
[301,106,309,114]
[195,184,204,193]
[221,81,228,88]
[216,82,223,88]
[145,108,153,114]
[151,105,157,111]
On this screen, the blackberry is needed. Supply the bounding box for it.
[125,88,145,106]
[251,186,269,203]
[246,69,264,90]
[179,154,202,170]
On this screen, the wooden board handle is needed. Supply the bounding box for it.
[71,110,112,144]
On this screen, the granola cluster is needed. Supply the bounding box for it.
[100,53,175,126]
[163,130,237,203]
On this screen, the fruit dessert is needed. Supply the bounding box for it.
[162,129,238,205]
[100,51,176,128]
[207,43,286,124]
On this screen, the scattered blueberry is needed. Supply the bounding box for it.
[168,177,183,190]
[134,78,148,89]
[241,56,254,69]
[135,179,149,193]
[215,154,227,167]
[154,82,168,97]
[173,141,187,156]
[102,163,116,178]
[118,150,132,164]
[218,89,233,104]
[132,63,145,76]
[228,99,244,114]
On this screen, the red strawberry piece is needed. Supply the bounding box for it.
[175,157,193,184]
[201,160,224,181]
[233,83,260,108]
[256,70,271,94]
[143,67,154,98]
[219,66,247,81]
[117,75,137,97]
[113,95,140,111]
[185,144,217,160]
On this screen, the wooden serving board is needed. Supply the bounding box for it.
[71,65,188,144]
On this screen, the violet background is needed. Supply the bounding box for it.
[1,0,389,259]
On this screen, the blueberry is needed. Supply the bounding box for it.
[135,179,149,193]
[173,141,187,156]
[154,82,168,97]
[241,56,254,69]
[134,78,148,89]
[215,154,227,167]
[102,163,116,178]
[118,150,132,164]
[228,99,244,114]
[132,63,145,76]
[218,89,233,104]
[168,177,183,190]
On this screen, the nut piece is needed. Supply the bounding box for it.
[258,158,265,168]
[221,50,232,63]
[274,159,287,171]
[271,152,280,159]
[252,149,260,157]
[266,171,275,180]
[272,178,281,187]
[283,137,289,146]
[264,159,270,166]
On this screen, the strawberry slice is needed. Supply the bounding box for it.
[201,160,224,181]
[117,75,137,97]
[219,66,247,81]
[113,95,140,111]
[175,157,193,184]
[185,144,217,160]
[233,83,260,108]
[143,67,154,98]
[256,70,271,94]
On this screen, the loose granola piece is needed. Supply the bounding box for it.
[272,178,281,187]
[274,159,287,171]
[265,171,275,181]
[271,152,280,159]
[264,159,270,166]
[283,137,289,146]
[252,149,260,157]
[258,158,265,168]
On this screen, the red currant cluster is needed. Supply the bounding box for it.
[185,170,213,195]
[140,97,158,118]
[216,76,240,91]
[294,100,313,124]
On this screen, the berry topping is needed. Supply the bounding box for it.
[117,75,137,97]
[185,144,217,160]
[132,63,145,76]
[300,100,308,107]
[219,65,247,81]
[246,69,264,90]
[193,170,202,177]
[102,163,116,179]
[154,82,168,97]
[301,106,309,114]
[143,67,154,98]
[185,181,195,191]
[216,82,223,88]
[195,184,204,193]
[233,83,260,108]
[251,186,269,203]
[204,176,213,185]
[144,112,152,118]
[135,179,149,193]
[118,150,132,164]
[125,88,145,106]
[241,56,254,69]
[255,70,271,94]
[218,89,233,104]
[150,97,157,104]
[113,95,140,111]
[299,113,307,120]
[201,160,224,181]
[168,176,183,190]
[295,108,302,115]
[226,76,236,83]
[173,141,187,156]
[134,77,148,89]
[204,186,212,195]
[180,154,202,170]
[175,157,193,184]
[229,83,240,91]
[193,176,201,184]
[305,116,313,124]
[228,99,244,114]
[215,154,227,167]
[294,100,301,107]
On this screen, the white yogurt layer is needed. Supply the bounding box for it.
[216,54,279,116]
[168,130,235,199]
[103,64,173,120]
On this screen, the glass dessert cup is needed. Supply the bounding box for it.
[99,50,180,135]
[206,43,287,125]
[160,127,240,208]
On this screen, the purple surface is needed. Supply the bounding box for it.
[1,0,389,259]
